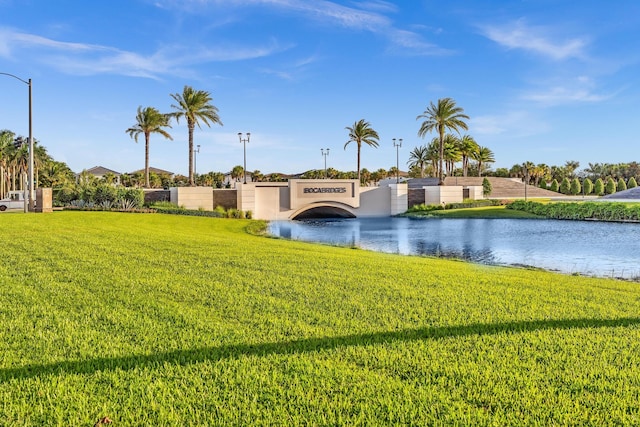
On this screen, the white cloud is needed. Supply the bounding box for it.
[158,0,446,55]
[472,111,549,138]
[521,76,613,106]
[481,19,587,60]
[0,27,287,78]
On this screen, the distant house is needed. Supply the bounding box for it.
[80,166,121,185]
[223,171,254,187]
[130,167,175,179]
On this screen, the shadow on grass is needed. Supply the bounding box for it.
[2,317,639,383]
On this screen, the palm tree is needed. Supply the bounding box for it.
[471,146,495,177]
[443,134,461,177]
[231,165,244,185]
[417,98,469,184]
[170,86,223,186]
[458,134,478,177]
[126,106,173,188]
[407,145,429,178]
[344,119,380,183]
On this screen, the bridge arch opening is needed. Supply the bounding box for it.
[291,205,356,220]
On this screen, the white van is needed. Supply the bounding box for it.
[0,191,26,211]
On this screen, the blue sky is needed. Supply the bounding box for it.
[1,0,639,176]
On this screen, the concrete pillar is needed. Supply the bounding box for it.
[35,188,53,212]
[237,183,256,214]
[389,183,408,215]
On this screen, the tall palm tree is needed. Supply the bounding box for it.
[126,106,173,188]
[417,98,469,184]
[344,119,380,183]
[471,146,495,177]
[407,145,429,178]
[170,86,222,186]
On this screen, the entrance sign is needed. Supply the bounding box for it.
[290,179,359,209]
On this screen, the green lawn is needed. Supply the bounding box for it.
[406,205,542,219]
[439,206,539,218]
[1,212,640,425]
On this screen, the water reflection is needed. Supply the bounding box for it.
[268,217,640,280]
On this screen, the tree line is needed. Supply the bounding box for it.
[4,91,640,200]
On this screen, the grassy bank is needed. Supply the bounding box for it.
[1,212,639,425]
[405,205,542,219]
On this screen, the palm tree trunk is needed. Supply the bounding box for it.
[144,132,150,188]
[357,144,361,184]
[438,130,445,185]
[188,121,195,186]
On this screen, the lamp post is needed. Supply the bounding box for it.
[321,148,330,179]
[393,138,402,183]
[238,132,250,184]
[194,144,200,182]
[1,72,33,212]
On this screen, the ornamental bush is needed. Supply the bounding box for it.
[482,177,492,196]
[605,177,616,195]
[570,178,581,195]
[550,179,559,192]
[583,178,593,195]
[594,178,605,196]
[559,177,571,195]
[628,177,638,189]
[617,178,627,192]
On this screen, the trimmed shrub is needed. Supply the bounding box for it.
[539,181,548,190]
[559,177,571,195]
[605,177,616,195]
[617,178,627,192]
[628,177,638,189]
[583,178,593,195]
[482,177,492,197]
[594,178,605,196]
[570,178,581,195]
[550,179,559,192]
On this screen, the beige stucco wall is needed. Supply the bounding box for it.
[170,187,213,210]
[424,186,463,205]
[466,186,484,200]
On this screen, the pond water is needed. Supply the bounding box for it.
[268,217,640,280]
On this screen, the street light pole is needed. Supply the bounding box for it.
[321,148,330,179]
[393,138,402,183]
[1,73,33,212]
[238,132,250,184]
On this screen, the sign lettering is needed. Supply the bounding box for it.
[303,187,347,194]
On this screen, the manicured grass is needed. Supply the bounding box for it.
[1,211,640,425]
[407,205,542,219]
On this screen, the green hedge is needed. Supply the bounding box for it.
[507,200,640,221]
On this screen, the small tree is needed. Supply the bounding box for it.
[570,178,581,195]
[628,177,638,189]
[583,178,593,195]
[605,177,616,195]
[550,179,559,192]
[594,178,605,196]
[539,180,547,190]
[482,177,492,197]
[559,177,571,195]
[617,178,627,192]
